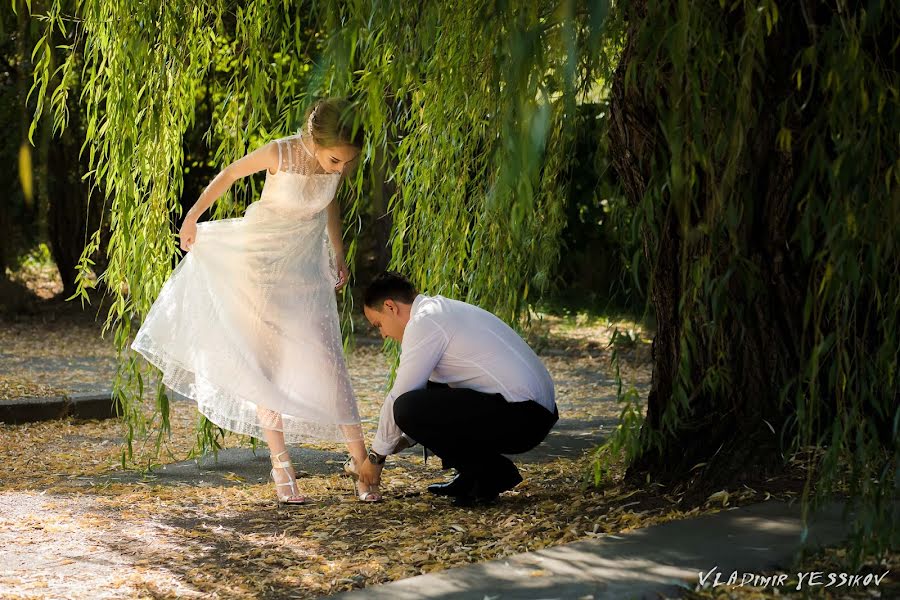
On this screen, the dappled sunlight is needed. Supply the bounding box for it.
[3,244,64,301]
[0,323,675,598]
[0,448,800,598]
[0,295,824,598]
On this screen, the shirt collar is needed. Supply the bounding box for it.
[410,293,427,316]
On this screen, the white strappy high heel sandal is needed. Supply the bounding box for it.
[342,457,383,502]
[270,450,307,505]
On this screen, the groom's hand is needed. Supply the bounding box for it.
[358,458,382,486]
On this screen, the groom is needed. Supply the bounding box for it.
[357,271,558,507]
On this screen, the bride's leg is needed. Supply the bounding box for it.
[262,426,290,464]
[341,424,381,500]
[258,406,305,503]
[342,424,368,466]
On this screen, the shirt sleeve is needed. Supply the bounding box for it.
[371,317,449,456]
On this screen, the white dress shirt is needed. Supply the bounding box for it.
[371,294,556,456]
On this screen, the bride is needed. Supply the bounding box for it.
[132,98,381,504]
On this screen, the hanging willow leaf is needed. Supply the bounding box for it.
[30,0,898,564]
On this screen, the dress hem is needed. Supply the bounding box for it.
[131,337,364,445]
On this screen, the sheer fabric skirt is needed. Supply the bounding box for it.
[131,205,362,444]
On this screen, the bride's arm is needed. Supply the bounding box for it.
[179,142,280,251]
[325,198,350,290]
[325,155,361,288]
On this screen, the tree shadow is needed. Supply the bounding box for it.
[89,415,616,490]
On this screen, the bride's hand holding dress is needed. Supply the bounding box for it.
[131,125,380,503]
[179,218,197,252]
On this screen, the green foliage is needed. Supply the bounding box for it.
[593,327,651,482]
[784,4,900,558]
[30,0,897,562]
[13,242,53,269]
[312,1,619,323]
[552,100,644,313]
[612,0,899,559]
[30,0,621,459]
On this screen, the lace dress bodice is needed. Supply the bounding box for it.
[255,134,341,220]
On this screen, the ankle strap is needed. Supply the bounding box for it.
[271,450,292,469]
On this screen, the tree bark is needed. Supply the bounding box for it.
[606,1,817,489]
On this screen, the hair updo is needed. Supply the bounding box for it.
[305,98,364,150]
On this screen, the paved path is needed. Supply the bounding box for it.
[0,353,116,396]
[325,501,855,600]
[2,329,868,599]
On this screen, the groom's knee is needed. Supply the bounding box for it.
[393,389,425,432]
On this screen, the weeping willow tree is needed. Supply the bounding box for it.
[607,0,899,557]
[32,0,897,557]
[29,0,612,453]
[28,0,345,452]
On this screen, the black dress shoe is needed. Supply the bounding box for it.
[451,490,498,507]
[451,479,502,507]
[492,469,523,495]
[450,470,523,507]
[427,473,474,497]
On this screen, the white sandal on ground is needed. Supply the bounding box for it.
[343,457,383,502]
[271,450,307,505]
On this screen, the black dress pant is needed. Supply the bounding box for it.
[392,382,558,490]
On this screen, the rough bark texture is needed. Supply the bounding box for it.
[606,1,818,489]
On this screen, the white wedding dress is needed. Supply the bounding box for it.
[132,133,362,443]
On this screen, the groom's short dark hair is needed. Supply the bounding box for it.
[364,271,418,308]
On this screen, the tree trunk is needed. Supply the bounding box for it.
[47,119,101,298]
[607,1,816,490]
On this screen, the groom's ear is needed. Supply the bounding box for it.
[382,298,399,315]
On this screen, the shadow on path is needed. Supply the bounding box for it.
[327,501,860,600]
[91,416,613,489]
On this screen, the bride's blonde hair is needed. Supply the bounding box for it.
[305,98,363,149]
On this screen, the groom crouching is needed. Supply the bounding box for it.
[356,271,558,507]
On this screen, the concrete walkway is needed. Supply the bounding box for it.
[4,328,870,599]
[0,352,116,422]
[326,500,854,600]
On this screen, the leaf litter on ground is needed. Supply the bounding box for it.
[0,303,821,599]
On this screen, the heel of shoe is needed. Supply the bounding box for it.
[342,456,360,480]
[342,456,381,502]
[355,479,382,502]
